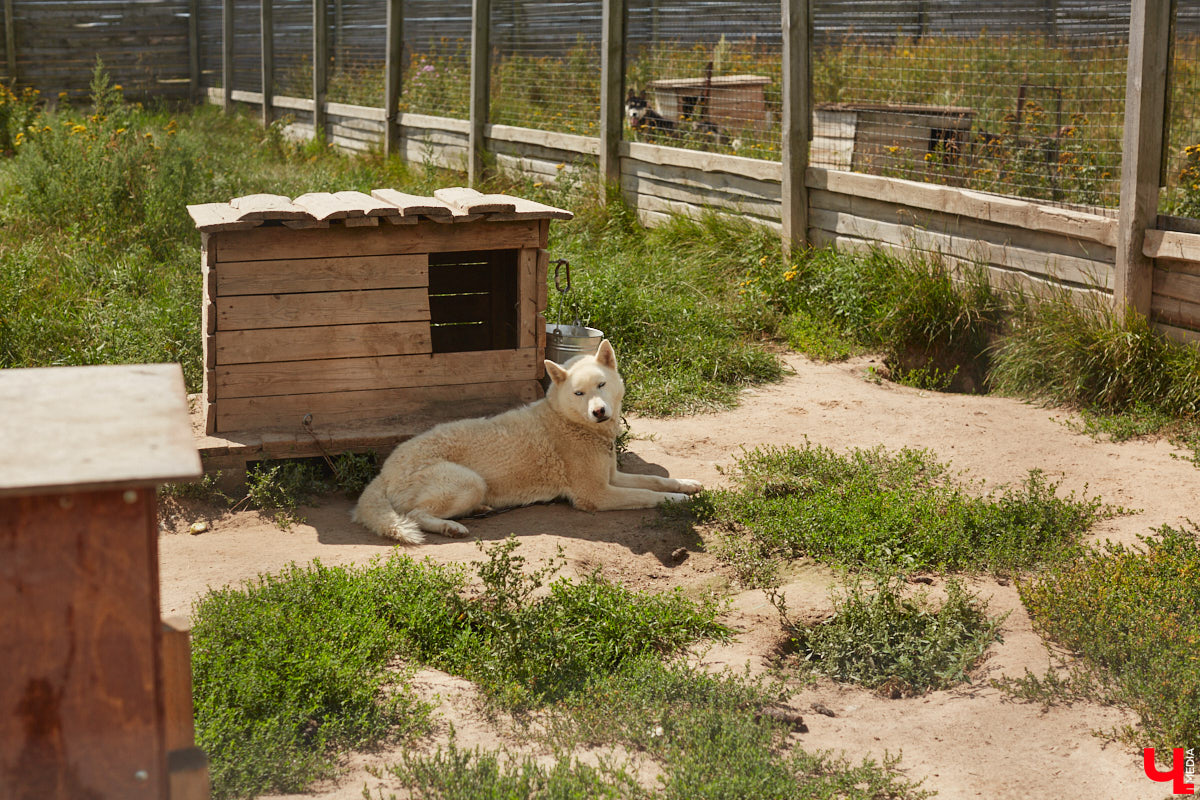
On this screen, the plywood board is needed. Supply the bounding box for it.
[215,348,539,399]
[187,202,264,232]
[216,253,427,296]
[215,321,432,365]
[216,288,430,331]
[0,364,201,496]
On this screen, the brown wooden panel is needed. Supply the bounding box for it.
[216,288,429,331]
[1151,292,1200,331]
[214,379,542,432]
[215,219,542,263]
[215,348,539,399]
[518,248,538,349]
[216,253,427,296]
[215,322,432,365]
[0,490,165,800]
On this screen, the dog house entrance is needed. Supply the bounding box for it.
[429,248,519,353]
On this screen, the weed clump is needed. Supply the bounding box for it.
[1017,524,1200,752]
[695,441,1104,579]
[784,571,1004,696]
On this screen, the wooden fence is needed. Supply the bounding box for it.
[3,0,1198,343]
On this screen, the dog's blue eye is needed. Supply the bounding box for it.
[574,391,584,396]
[598,382,606,388]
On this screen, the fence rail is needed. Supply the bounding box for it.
[3,0,1200,343]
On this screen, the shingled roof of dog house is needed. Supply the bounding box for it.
[187,187,572,472]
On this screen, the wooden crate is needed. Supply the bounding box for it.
[649,74,772,132]
[0,364,207,800]
[187,187,572,471]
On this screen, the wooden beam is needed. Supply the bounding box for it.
[261,0,273,127]
[781,0,811,254]
[599,0,625,192]
[468,0,491,186]
[1115,0,1172,320]
[188,0,199,102]
[384,0,403,157]
[222,0,233,113]
[3,0,16,83]
[313,0,328,140]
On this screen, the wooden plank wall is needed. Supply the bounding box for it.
[1,0,193,99]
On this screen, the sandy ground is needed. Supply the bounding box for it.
[158,353,1200,800]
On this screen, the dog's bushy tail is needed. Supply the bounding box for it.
[351,478,425,545]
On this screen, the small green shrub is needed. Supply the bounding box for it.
[191,557,442,798]
[695,441,1104,577]
[395,742,641,800]
[1019,524,1200,751]
[990,290,1200,418]
[784,571,1004,696]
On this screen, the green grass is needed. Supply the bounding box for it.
[693,441,1105,580]
[784,571,1004,697]
[393,657,930,800]
[190,540,732,798]
[1016,524,1200,752]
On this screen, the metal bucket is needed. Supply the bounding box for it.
[545,323,604,365]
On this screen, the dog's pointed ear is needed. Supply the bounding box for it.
[595,339,617,370]
[544,360,569,385]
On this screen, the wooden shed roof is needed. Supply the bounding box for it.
[188,187,573,233]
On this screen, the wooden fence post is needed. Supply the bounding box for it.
[261,0,273,127]
[468,0,491,186]
[599,0,626,195]
[4,0,17,83]
[781,0,811,255]
[1115,0,1172,320]
[188,0,199,103]
[313,0,328,140]
[222,0,234,113]
[385,0,403,157]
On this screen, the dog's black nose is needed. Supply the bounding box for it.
[592,407,607,419]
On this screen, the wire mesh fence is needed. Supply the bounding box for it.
[270,0,314,99]
[489,0,602,137]
[1166,1,1200,219]
[624,0,783,160]
[399,0,472,119]
[811,0,1130,212]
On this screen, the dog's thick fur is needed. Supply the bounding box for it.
[352,340,702,544]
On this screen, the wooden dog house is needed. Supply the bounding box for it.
[812,102,976,178]
[0,363,207,800]
[649,74,772,132]
[187,187,572,472]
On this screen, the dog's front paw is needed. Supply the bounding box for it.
[437,520,470,538]
[675,479,704,494]
[660,492,690,504]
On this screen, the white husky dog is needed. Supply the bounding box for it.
[352,340,703,544]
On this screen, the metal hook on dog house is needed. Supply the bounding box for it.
[550,259,579,332]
